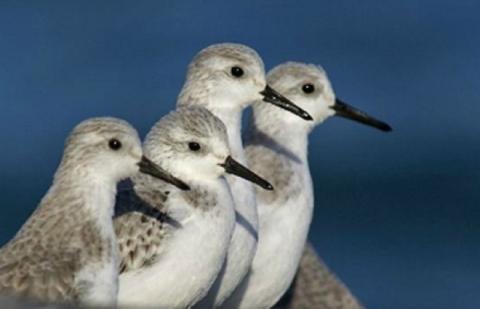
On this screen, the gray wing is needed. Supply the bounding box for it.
[114,184,172,274]
[274,242,365,309]
[0,252,81,303]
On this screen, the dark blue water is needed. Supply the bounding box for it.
[1,1,479,308]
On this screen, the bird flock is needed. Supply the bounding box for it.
[0,43,391,309]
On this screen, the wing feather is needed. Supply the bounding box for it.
[0,253,80,303]
[114,186,171,274]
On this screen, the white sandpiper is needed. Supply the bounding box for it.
[115,106,273,308]
[178,43,312,308]
[0,117,186,307]
[222,62,391,309]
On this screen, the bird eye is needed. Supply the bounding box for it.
[230,66,244,78]
[302,83,315,94]
[188,142,201,151]
[108,139,122,150]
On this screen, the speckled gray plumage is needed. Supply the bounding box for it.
[114,179,171,274]
[114,179,225,275]
[245,136,303,205]
[0,208,112,302]
[274,243,364,309]
[0,117,142,304]
[0,209,89,302]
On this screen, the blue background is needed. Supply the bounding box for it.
[0,1,479,308]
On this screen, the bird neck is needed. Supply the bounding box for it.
[177,80,247,163]
[47,170,118,222]
[209,106,247,164]
[246,110,309,163]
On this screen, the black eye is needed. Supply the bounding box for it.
[108,139,122,150]
[230,66,244,78]
[188,142,201,151]
[302,83,315,94]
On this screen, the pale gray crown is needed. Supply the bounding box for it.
[269,62,325,86]
[144,106,228,161]
[187,43,265,79]
[178,43,267,108]
[55,117,141,180]
[267,62,329,98]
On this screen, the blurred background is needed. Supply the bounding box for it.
[0,1,478,308]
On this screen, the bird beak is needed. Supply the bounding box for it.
[219,156,274,191]
[138,156,190,191]
[331,98,392,132]
[260,85,313,121]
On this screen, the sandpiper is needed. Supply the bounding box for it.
[0,117,187,307]
[115,107,273,308]
[178,43,312,308]
[223,62,391,308]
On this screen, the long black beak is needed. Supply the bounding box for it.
[138,156,190,191]
[219,156,273,191]
[331,98,392,132]
[260,85,313,121]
